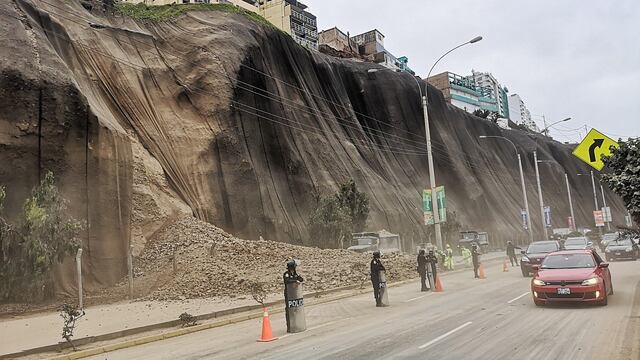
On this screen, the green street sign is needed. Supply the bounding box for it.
[423,189,433,225]
[423,187,446,225]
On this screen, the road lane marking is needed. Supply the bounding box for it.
[279,318,351,340]
[418,321,473,350]
[507,292,530,304]
[405,294,431,302]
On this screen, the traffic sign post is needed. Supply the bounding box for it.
[423,189,433,225]
[594,210,605,227]
[423,187,446,225]
[543,206,552,228]
[572,129,619,171]
[520,209,529,230]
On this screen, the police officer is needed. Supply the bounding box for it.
[417,249,428,292]
[283,260,304,332]
[370,251,386,307]
[471,244,481,279]
[506,241,521,266]
[425,249,438,289]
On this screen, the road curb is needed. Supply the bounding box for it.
[4,254,505,359]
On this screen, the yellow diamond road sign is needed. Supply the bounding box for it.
[572,128,619,171]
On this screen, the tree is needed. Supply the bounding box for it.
[308,194,353,248]
[602,138,640,225]
[472,109,491,119]
[335,180,370,232]
[0,172,83,302]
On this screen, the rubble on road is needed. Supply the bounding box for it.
[135,216,417,301]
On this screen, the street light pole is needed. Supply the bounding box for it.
[369,35,483,250]
[565,173,576,231]
[423,35,483,250]
[536,159,576,232]
[533,150,548,239]
[600,183,611,231]
[479,135,533,243]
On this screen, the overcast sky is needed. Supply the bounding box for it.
[307,0,639,143]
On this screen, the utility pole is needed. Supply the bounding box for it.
[600,183,611,231]
[565,173,576,231]
[422,94,442,250]
[533,151,548,239]
[519,153,533,243]
[128,244,134,298]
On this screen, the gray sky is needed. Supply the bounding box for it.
[307,0,639,143]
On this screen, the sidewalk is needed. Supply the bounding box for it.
[0,251,506,357]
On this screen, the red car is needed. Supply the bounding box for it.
[531,250,613,306]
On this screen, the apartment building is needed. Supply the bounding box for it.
[507,93,537,131]
[349,29,414,74]
[258,0,318,49]
[471,71,509,119]
[427,71,498,114]
[318,27,357,54]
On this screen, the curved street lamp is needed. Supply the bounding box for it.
[368,36,483,249]
[479,135,533,243]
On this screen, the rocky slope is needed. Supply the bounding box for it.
[0,0,626,296]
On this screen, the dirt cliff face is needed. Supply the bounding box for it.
[0,0,626,295]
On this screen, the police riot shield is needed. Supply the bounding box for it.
[285,282,306,333]
[426,265,435,291]
[378,270,389,306]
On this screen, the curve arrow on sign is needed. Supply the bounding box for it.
[588,138,604,162]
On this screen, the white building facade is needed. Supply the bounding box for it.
[507,94,538,131]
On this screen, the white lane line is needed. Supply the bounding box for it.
[507,291,530,304]
[405,294,430,302]
[418,321,473,350]
[279,318,351,340]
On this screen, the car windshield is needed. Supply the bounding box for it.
[541,254,596,269]
[527,242,558,253]
[607,239,632,247]
[355,238,374,246]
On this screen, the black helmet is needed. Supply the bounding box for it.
[373,251,381,259]
[429,250,434,255]
[419,249,425,255]
[286,260,296,270]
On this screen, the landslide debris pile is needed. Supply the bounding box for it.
[136,217,416,301]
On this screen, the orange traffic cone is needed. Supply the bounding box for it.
[435,274,444,292]
[257,307,277,342]
[503,259,509,272]
[479,263,487,279]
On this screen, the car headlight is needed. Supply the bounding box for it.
[532,279,546,286]
[581,278,598,286]
[521,256,530,262]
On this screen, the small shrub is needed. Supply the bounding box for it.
[178,312,198,327]
[60,304,85,350]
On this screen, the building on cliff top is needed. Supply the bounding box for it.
[318,27,358,56]
[348,29,415,74]
[427,71,499,115]
[258,0,318,50]
[122,0,319,50]
[471,70,509,119]
[508,94,538,131]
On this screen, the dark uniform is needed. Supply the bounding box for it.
[370,252,386,306]
[417,250,428,292]
[506,241,521,266]
[425,250,438,289]
[283,261,304,332]
[472,245,481,279]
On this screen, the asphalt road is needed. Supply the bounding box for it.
[86,259,640,360]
